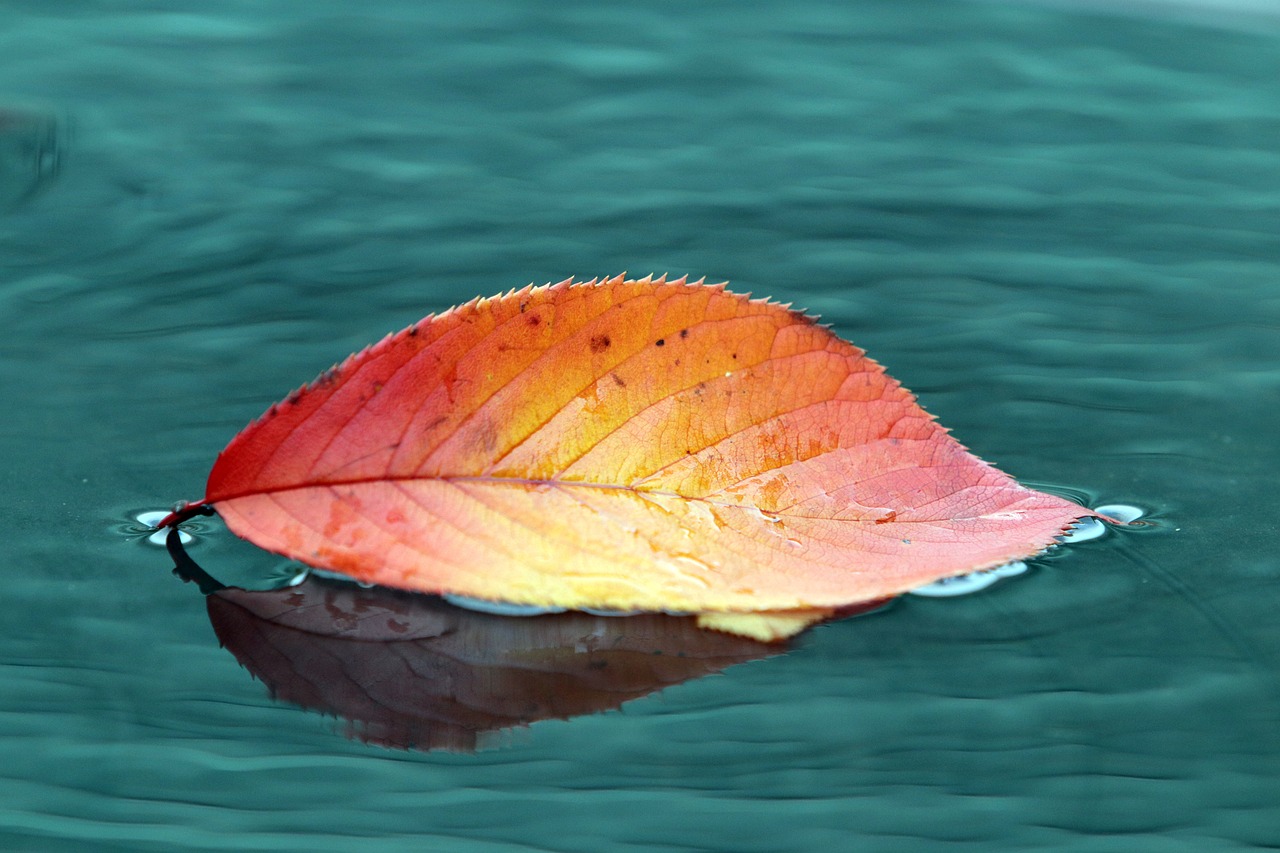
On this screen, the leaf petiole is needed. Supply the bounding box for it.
[155,500,216,530]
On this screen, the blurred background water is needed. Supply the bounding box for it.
[2,0,1278,850]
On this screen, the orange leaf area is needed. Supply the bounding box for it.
[198,275,1096,641]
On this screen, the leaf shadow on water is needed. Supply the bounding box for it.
[166,528,815,753]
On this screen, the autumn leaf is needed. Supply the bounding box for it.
[161,275,1099,641]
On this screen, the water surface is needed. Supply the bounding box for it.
[2,1,1278,850]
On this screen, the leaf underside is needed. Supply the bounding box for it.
[196,275,1095,641]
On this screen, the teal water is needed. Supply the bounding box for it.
[3,1,1279,850]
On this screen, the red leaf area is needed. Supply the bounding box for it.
[177,275,1097,640]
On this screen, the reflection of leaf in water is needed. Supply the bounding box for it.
[0,107,62,211]
[202,575,827,753]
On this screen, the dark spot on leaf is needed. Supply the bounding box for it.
[732,353,738,360]
[680,329,688,338]
[315,367,340,388]
[875,510,898,525]
[589,333,611,353]
[527,314,541,327]
[674,358,681,366]
[611,373,626,387]
[655,338,665,347]
[408,326,419,337]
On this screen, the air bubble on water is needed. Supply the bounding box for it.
[1059,504,1144,544]
[134,510,192,546]
[909,561,1027,598]
[990,560,1028,578]
[135,510,169,528]
[1095,504,1145,524]
[443,594,567,617]
[295,567,376,589]
[1060,517,1106,543]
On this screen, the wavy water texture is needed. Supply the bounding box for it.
[1,0,1278,851]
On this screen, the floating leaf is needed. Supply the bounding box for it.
[161,275,1100,640]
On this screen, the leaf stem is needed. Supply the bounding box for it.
[155,499,215,529]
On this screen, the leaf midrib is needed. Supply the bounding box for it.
[210,471,1035,526]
